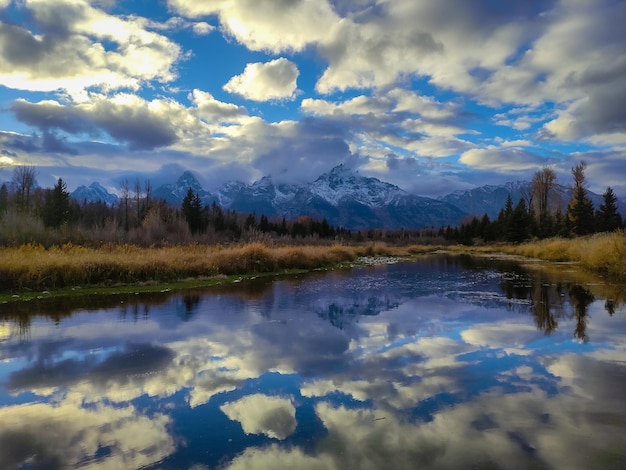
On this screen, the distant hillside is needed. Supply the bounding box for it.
[440,181,617,219]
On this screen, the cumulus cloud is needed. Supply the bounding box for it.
[460,146,547,172]
[0,0,181,96]
[10,95,191,150]
[169,0,624,147]
[223,58,299,101]
[190,89,247,122]
[168,0,339,52]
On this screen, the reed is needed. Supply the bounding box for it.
[0,242,370,292]
[496,231,626,280]
[2,234,623,295]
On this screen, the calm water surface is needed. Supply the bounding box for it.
[1,254,625,469]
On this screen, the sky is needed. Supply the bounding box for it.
[0,0,625,198]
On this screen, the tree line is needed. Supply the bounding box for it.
[0,166,351,246]
[0,162,621,247]
[442,162,622,245]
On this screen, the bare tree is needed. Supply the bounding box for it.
[531,166,557,223]
[571,160,587,191]
[144,179,152,201]
[11,165,37,212]
[134,177,142,221]
[120,178,130,232]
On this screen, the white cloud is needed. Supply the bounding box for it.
[192,21,215,35]
[168,0,339,53]
[10,94,202,150]
[190,89,247,123]
[223,58,299,102]
[0,0,181,97]
[460,146,547,171]
[220,394,297,440]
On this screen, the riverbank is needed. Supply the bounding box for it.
[1,232,624,302]
[0,242,416,302]
[471,231,626,281]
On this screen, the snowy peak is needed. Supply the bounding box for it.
[153,170,213,204]
[71,182,119,206]
[176,171,204,193]
[152,166,467,229]
[310,165,405,206]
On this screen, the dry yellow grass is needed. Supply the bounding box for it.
[2,234,623,294]
[492,231,626,280]
[0,242,367,292]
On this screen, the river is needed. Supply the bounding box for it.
[1,254,625,469]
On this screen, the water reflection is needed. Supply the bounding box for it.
[0,254,625,470]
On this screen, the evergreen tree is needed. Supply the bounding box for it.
[0,183,8,215]
[596,186,622,232]
[496,194,514,241]
[42,178,71,228]
[181,188,204,234]
[245,212,257,230]
[553,208,568,237]
[210,201,225,231]
[508,198,531,243]
[567,161,595,236]
[258,214,270,232]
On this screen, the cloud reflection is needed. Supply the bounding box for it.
[0,397,173,469]
[221,394,297,440]
[0,256,625,469]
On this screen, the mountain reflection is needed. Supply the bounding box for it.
[0,254,625,470]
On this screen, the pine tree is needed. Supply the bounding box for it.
[567,161,595,236]
[42,178,71,228]
[508,198,531,243]
[182,188,204,234]
[0,183,8,215]
[596,187,622,232]
[497,194,514,241]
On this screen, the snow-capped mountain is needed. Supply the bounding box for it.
[152,171,214,205]
[308,164,404,206]
[71,182,119,206]
[150,164,467,230]
[68,166,624,230]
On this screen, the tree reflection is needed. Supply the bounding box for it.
[531,282,559,335]
[178,294,201,321]
[604,299,616,316]
[569,285,594,343]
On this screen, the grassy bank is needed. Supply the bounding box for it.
[0,242,410,300]
[1,232,624,302]
[463,231,626,281]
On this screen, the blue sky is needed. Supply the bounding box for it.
[0,0,625,197]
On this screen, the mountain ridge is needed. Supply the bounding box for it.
[70,166,623,230]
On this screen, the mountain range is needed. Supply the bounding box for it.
[70,165,621,230]
[152,165,466,230]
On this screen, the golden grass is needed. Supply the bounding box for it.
[0,242,370,292]
[487,231,626,280]
[2,233,623,295]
